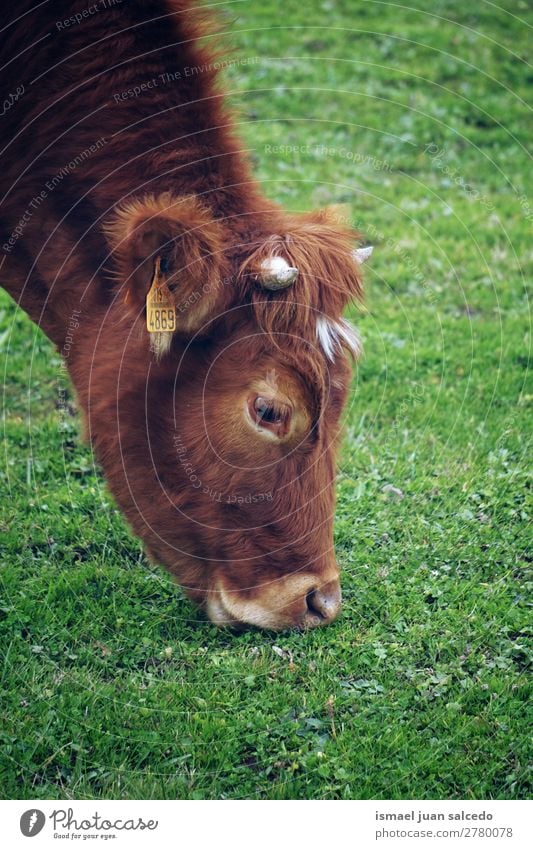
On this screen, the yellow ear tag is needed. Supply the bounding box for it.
[146,256,176,358]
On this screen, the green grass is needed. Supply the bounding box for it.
[1,0,531,799]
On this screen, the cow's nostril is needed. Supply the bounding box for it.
[306,589,327,620]
[305,582,341,624]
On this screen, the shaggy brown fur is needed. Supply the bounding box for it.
[0,0,367,629]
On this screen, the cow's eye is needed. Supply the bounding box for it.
[248,395,291,438]
[254,396,281,424]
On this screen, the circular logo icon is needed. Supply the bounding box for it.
[20,810,46,837]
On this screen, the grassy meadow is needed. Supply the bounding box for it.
[0,0,531,799]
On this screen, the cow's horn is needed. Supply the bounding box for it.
[259,256,298,290]
[352,246,374,264]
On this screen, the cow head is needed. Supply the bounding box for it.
[105,196,371,630]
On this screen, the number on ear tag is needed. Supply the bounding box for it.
[146,256,176,358]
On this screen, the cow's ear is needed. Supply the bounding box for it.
[104,193,225,337]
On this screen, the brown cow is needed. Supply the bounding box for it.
[0,1,372,630]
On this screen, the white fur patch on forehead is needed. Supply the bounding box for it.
[316,317,362,361]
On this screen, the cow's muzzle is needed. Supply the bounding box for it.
[206,573,341,631]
